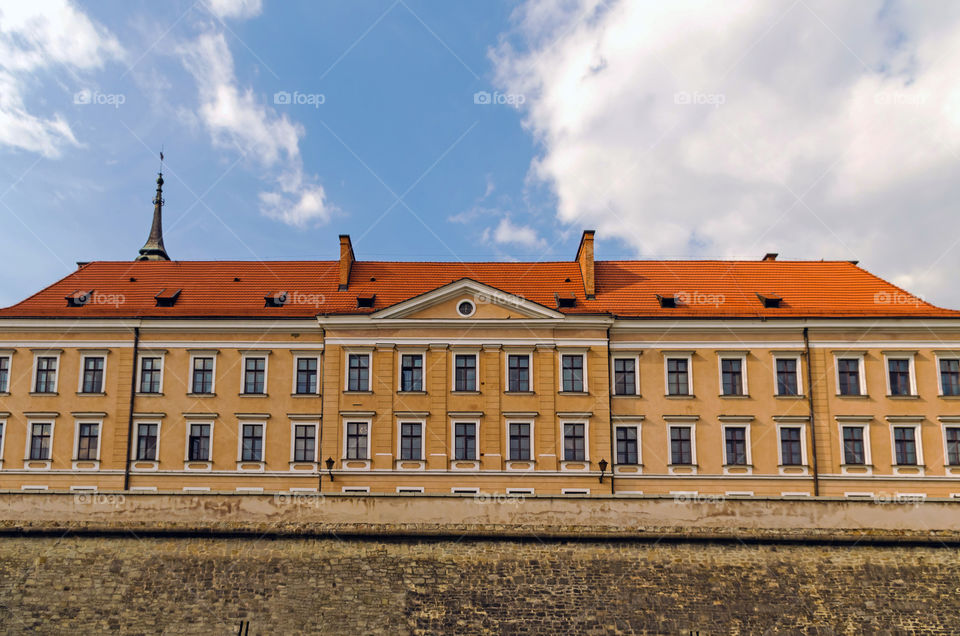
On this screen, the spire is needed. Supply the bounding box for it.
[136,154,170,262]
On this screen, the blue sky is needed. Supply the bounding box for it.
[3,1,960,309]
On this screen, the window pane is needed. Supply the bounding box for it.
[0,357,8,393]
[244,358,266,394]
[724,427,746,465]
[454,355,476,392]
[81,357,104,394]
[616,426,638,465]
[507,355,530,392]
[346,422,368,460]
[613,358,636,395]
[893,427,917,465]
[563,423,585,461]
[139,357,161,393]
[721,359,743,396]
[509,423,530,461]
[192,357,214,394]
[77,423,99,460]
[188,424,211,461]
[670,426,692,465]
[946,428,960,466]
[136,423,157,461]
[296,358,318,394]
[30,423,52,460]
[842,426,865,465]
[776,358,798,395]
[400,354,423,392]
[400,423,422,460]
[35,356,57,393]
[837,359,860,396]
[780,427,802,465]
[294,424,315,462]
[347,354,369,391]
[667,358,689,395]
[562,355,584,392]
[888,359,911,396]
[454,422,476,461]
[241,424,263,461]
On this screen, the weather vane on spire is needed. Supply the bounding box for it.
[136,147,171,261]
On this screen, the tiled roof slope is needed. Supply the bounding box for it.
[0,259,954,319]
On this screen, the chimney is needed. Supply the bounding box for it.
[575,230,596,299]
[338,234,355,290]
[762,253,778,261]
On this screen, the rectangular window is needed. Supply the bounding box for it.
[29,423,52,460]
[563,423,586,461]
[724,427,747,465]
[76,423,99,460]
[81,357,104,394]
[293,424,316,462]
[509,423,531,461]
[139,357,161,394]
[616,426,638,465]
[946,427,960,466]
[188,424,211,461]
[888,359,911,396]
[780,427,802,466]
[941,359,960,396]
[345,422,368,460]
[241,424,263,462]
[400,422,422,461]
[454,354,476,392]
[136,423,157,461]
[243,357,266,394]
[0,356,8,392]
[837,358,861,396]
[0,422,4,459]
[295,358,318,395]
[613,358,636,396]
[721,359,744,396]
[670,426,692,465]
[454,422,476,461]
[666,358,689,395]
[561,354,584,392]
[507,354,530,392]
[191,357,214,394]
[35,356,57,393]
[893,426,917,465]
[842,426,865,465]
[400,354,423,392]
[776,358,798,396]
[347,354,369,392]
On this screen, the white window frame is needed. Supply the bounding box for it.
[136,351,165,395]
[397,419,426,463]
[290,420,319,463]
[240,351,270,395]
[934,351,960,397]
[132,420,162,466]
[771,353,803,396]
[72,419,102,465]
[397,349,426,393]
[882,351,917,397]
[183,419,215,465]
[720,421,753,469]
[344,349,372,392]
[0,350,12,394]
[31,350,61,394]
[557,350,588,393]
[611,354,641,396]
[77,352,108,394]
[888,419,924,469]
[451,350,480,392]
[291,353,321,395]
[450,418,481,463]
[505,419,535,467]
[837,419,873,471]
[559,419,590,466]
[662,352,693,396]
[342,418,372,463]
[504,350,534,393]
[717,352,748,396]
[188,350,218,395]
[24,419,55,467]
[940,417,960,468]
[613,422,642,466]
[0,417,5,468]
[833,352,866,396]
[667,422,697,468]
[237,420,267,465]
[775,421,809,470]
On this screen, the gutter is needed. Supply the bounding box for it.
[122,326,140,491]
[606,327,615,494]
[803,327,820,497]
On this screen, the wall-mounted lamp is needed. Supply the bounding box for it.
[598,458,608,483]
[325,457,335,482]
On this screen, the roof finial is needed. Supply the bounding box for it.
[136,149,171,262]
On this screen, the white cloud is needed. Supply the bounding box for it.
[493,0,960,307]
[488,216,546,249]
[205,0,263,21]
[0,0,123,157]
[179,31,331,226]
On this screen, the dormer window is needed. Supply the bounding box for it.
[357,294,376,309]
[555,292,576,309]
[264,291,288,308]
[657,294,677,308]
[66,290,95,307]
[154,288,181,307]
[756,293,782,308]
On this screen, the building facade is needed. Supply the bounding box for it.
[1,177,960,497]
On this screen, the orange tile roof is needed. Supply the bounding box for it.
[0,258,955,320]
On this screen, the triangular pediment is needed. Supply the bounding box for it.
[372,279,564,320]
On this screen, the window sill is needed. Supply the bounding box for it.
[239,393,268,398]
[559,391,589,396]
[187,392,216,397]
[840,463,873,469]
[29,392,58,397]
[836,394,868,399]
[505,391,536,395]
[0,392,8,397]
[665,394,694,399]
[719,394,750,399]
[451,391,481,395]
[76,392,106,397]
[774,394,805,399]
[135,392,163,397]
[397,390,426,395]
[612,393,640,398]
[722,463,754,469]
[291,393,320,397]
[893,463,924,468]
[343,390,373,395]
[778,464,807,469]
[886,394,919,399]
[938,395,960,399]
